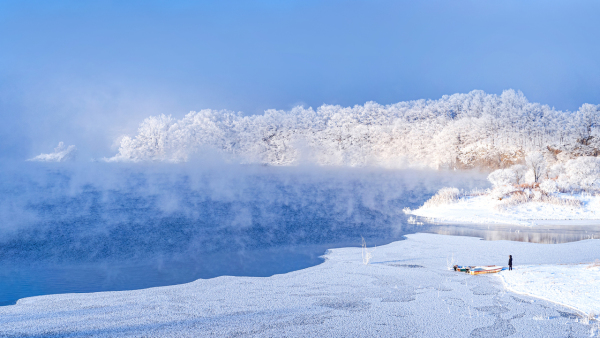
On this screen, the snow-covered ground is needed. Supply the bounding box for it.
[500,263,600,317]
[1,233,599,337]
[409,193,600,226]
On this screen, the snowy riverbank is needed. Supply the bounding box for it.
[500,262,600,318]
[1,233,599,337]
[408,193,600,226]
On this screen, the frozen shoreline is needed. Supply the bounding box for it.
[1,233,599,337]
[409,193,600,227]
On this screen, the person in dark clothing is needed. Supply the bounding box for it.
[508,255,513,271]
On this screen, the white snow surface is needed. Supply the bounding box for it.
[410,193,600,226]
[1,233,599,337]
[500,263,600,317]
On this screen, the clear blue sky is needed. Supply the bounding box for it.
[1,0,599,159]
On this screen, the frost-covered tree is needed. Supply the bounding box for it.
[547,163,565,180]
[510,164,527,185]
[525,152,547,183]
[539,180,558,194]
[488,169,517,187]
[575,104,600,144]
[560,156,600,191]
[105,90,600,168]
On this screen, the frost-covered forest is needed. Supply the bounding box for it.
[107,90,600,169]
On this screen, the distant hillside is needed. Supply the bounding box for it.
[107,90,600,169]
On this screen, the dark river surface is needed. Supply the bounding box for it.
[1,164,598,306]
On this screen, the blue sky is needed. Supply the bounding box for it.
[1,0,599,159]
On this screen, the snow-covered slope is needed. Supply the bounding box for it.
[409,193,600,226]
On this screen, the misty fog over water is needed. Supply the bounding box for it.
[2,161,600,307]
[0,163,488,305]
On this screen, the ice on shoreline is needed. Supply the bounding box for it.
[409,193,600,226]
[1,233,599,337]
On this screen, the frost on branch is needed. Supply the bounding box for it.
[28,142,77,162]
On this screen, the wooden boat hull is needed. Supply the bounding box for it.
[468,265,502,275]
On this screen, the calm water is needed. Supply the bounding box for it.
[2,165,597,307]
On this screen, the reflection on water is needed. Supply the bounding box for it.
[421,222,600,244]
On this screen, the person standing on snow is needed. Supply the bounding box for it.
[508,255,513,271]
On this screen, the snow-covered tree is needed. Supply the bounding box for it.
[561,157,600,191]
[488,169,517,187]
[104,90,600,169]
[510,164,527,185]
[547,163,565,180]
[525,152,547,183]
[539,180,558,194]
[575,104,600,144]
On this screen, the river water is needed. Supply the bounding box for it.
[1,164,598,306]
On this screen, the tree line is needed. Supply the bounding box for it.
[107,89,600,169]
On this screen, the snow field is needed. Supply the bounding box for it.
[1,234,599,337]
[500,263,600,319]
[410,193,600,226]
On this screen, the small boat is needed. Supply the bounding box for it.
[468,265,503,275]
[453,265,469,272]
